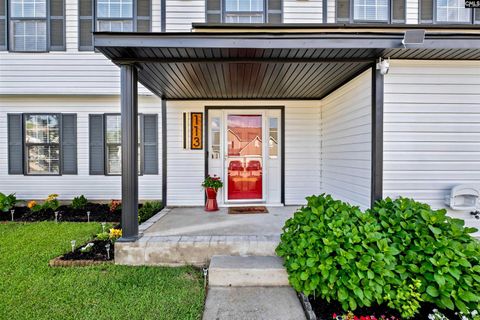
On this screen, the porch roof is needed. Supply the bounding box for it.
[94,27,480,100]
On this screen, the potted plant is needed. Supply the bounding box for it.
[201,175,223,212]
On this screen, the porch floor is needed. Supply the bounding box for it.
[142,206,298,237]
[115,206,300,266]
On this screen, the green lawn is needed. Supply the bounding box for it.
[0,222,205,320]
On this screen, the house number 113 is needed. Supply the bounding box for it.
[190,112,203,150]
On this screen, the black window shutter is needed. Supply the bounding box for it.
[89,114,105,175]
[7,114,24,174]
[475,9,480,24]
[136,0,151,31]
[61,114,77,174]
[50,0,65,50]
[267,0,282,23]
[0,0,6,51]
[206,0,221,23]
[420,0,433,23]
[392,0,406,23]
[336,0,350,22]
[79,0,93,51]
[143,114,158,175]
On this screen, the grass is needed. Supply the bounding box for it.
[0,222,205,320]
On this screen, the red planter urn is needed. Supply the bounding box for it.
[205,187,219,212]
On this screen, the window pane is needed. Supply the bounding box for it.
[106,115,121,143]
[107,145,122,174]
[25,114,59,143]
[27,145,60,174]
[13,20,47,51]
[353,0,389,21]
[97,20,133,31]
[437,0,472,22]
[225,0,263,12]
[97,0,133,18]
[269,118,278,158]
[225,14,264,23]
[11,0,46,18]
[211,117,220,159]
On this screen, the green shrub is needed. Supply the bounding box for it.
[138,201,163,224]
[276,194,480,318]
[71,195,88,210]
[371,197,480,315]
[0,192,17,212]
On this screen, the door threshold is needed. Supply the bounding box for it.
[219,203,284,208]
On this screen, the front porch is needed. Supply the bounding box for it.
[115,206,298,265]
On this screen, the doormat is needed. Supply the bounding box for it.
[228,206,269,214]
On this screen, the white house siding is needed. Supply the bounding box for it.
[327,0,336,23]
[406,0,419,24]
[383,60,480,233]
[320,70,372,209]
[283,0,323,23]
[165,0,205,32]
[0,95,163,201]
[166,100,321,206]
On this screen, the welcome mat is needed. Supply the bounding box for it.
[228,206,269,214]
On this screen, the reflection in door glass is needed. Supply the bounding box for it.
[211,117,220,159]
[227,115,262,200]
[269,118,278,158]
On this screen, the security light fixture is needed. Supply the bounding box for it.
[376,58,390,75]
[402,29,425,48]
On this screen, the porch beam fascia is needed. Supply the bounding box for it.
[112,58,376,64]
[119,63,139,241]
[94,33,480,50]
[370,64,384,208]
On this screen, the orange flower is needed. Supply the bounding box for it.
[27,200,37,209]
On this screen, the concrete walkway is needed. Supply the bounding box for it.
[202,287,306,320]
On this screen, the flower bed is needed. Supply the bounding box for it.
[277,195,480,320]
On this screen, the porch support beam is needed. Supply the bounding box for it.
[370,64,384,208]
[112,58,375,64]
[119,63,139,241]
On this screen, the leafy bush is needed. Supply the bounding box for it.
[138,201,163,224]
[0,192,17,212]
[109,200,121,213]
[28,194,60,212]
[71,195,88,210]
[276,194,480,318]
[371,197,480,315]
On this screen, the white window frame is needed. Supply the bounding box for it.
[9,0,48,52]
[435,0,474,24]
[95,0,134,32]
[352,0,390,23]
[223,0,266,23]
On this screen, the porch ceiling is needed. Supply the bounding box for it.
[94,28,480,100]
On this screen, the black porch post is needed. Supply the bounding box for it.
[371,64,384,208]
[120,63,139,241]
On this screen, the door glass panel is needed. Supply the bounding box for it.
[227,115,262,200]
[211,117,221,160]
[268,117,278,158]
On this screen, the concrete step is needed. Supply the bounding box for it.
[202,287,306,320]
[208,255,290,287]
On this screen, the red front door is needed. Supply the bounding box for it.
[226,114,263,200]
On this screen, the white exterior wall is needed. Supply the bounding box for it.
[320,70,372,209]
[166,100,322,206]
[283,0,323,23]
[0,95,163,201]
[327,0,336,23]
[406,0,419,24]
[384,60,480,233]
[165,0,205,32]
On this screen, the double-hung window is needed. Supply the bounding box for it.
[206,0,282,24]
[336,0,406,23]
[7,113,77,175]
[353,0,389,22]
[436,0,472,23]
[10,0,47,51]
[420,0,479,24]
[96,0,133,31]
[78,0,151,51]
[0,0,65,51]
[224,0,264,23]
[25,114,60,174]
[89,113,158,176]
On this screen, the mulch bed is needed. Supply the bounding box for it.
[228,206,269,214]
[2,203,121,222]
[307,296,460,320]
[50,240,114,267]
